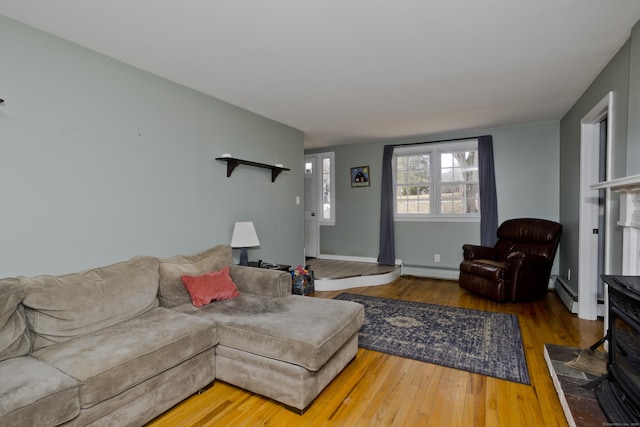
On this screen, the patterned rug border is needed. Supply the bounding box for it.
[336,293,531,385]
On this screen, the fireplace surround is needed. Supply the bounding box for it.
[592,173,640,276]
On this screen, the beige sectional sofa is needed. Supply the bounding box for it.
[0,245,364,426]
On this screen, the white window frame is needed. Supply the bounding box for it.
[310,152,335,225]
[393,139,480,223]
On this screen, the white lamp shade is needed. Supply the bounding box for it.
[230,222,260,248]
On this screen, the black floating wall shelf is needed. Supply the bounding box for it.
[216,157,290,182]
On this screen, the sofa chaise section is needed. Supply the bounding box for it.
[159,245,364,412]
[178,294,363,411]
[192,293,363,372]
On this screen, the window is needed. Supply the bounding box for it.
[306,152,335,224]
[393,140,479,221]
[322,156,333,221]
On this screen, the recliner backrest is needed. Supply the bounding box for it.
[495,218,562,261]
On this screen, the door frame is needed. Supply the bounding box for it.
[304,155,319,258]
[578,91,613,320]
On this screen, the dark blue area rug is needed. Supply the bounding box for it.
[335,293,530,384]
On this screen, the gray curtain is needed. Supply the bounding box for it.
[378,136,496,262]
[377,145,395,265]
[478,136,498,246]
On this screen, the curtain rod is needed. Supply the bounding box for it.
[391,134,491,147]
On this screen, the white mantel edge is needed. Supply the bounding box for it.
[591,173,640,191]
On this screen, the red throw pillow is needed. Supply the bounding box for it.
[181,266,240,307]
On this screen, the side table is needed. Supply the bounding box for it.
[248,261,291,272]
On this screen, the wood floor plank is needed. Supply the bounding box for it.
[147,276,604,426]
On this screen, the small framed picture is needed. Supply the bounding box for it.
[351,166,370,187]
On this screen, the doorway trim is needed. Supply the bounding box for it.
[578,91,614,320]
[304,155,319,258]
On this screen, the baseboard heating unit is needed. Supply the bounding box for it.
[555,277,579,314]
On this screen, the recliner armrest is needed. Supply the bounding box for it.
[504,251,554,301]
[462,244,496,261]
[505,251,549,266]
[230,266,292,298]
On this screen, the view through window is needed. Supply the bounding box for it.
[394,140,479,220]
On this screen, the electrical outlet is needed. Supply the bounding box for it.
[568,269,571,281]
[434,254,440,263]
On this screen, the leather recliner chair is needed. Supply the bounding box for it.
[458,218,562,302]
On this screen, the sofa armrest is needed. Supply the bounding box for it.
[230,266,292,298]
[462,244,496,261]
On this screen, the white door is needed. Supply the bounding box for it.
[304,157,318,257]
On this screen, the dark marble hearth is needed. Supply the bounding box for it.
[544,344,609,427]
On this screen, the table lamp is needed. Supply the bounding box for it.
[230,221,260,266]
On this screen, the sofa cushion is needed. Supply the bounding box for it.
[174,294,364,371]
[181,266,240,307]
[159,245,233,308]
[229,265,292,297]
[64,348,216,427]
[0,356,79,426]
[21,256,160,351]
[0,278,31,362]
[32,307,217,409]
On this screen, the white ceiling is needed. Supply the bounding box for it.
[2,1,640,148]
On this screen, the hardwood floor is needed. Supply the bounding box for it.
[147,276,604,426]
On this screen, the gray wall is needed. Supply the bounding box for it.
[0,16,305,277]
[558,34,635,292]
[307,121,560,275]
[628,20,640,175]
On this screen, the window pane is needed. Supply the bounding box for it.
[441,166,453,183]
[396,169,408,184]
[322,157,331,220]
[464,183,480,213]
[440,183,455,214]
[395,154,431,215]
[396,197,408,214]
[439,150,479,214]
[396,156,408,171]
[396,185,431,214]
[396,186,410,214]
[417,186,430,214]
[441,152,453,168]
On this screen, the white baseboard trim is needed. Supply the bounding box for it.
[400,265,460,281]
[313,255,461,290]
[313,253,402,291]
[314,269,402,291]
[317,253,403,265]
